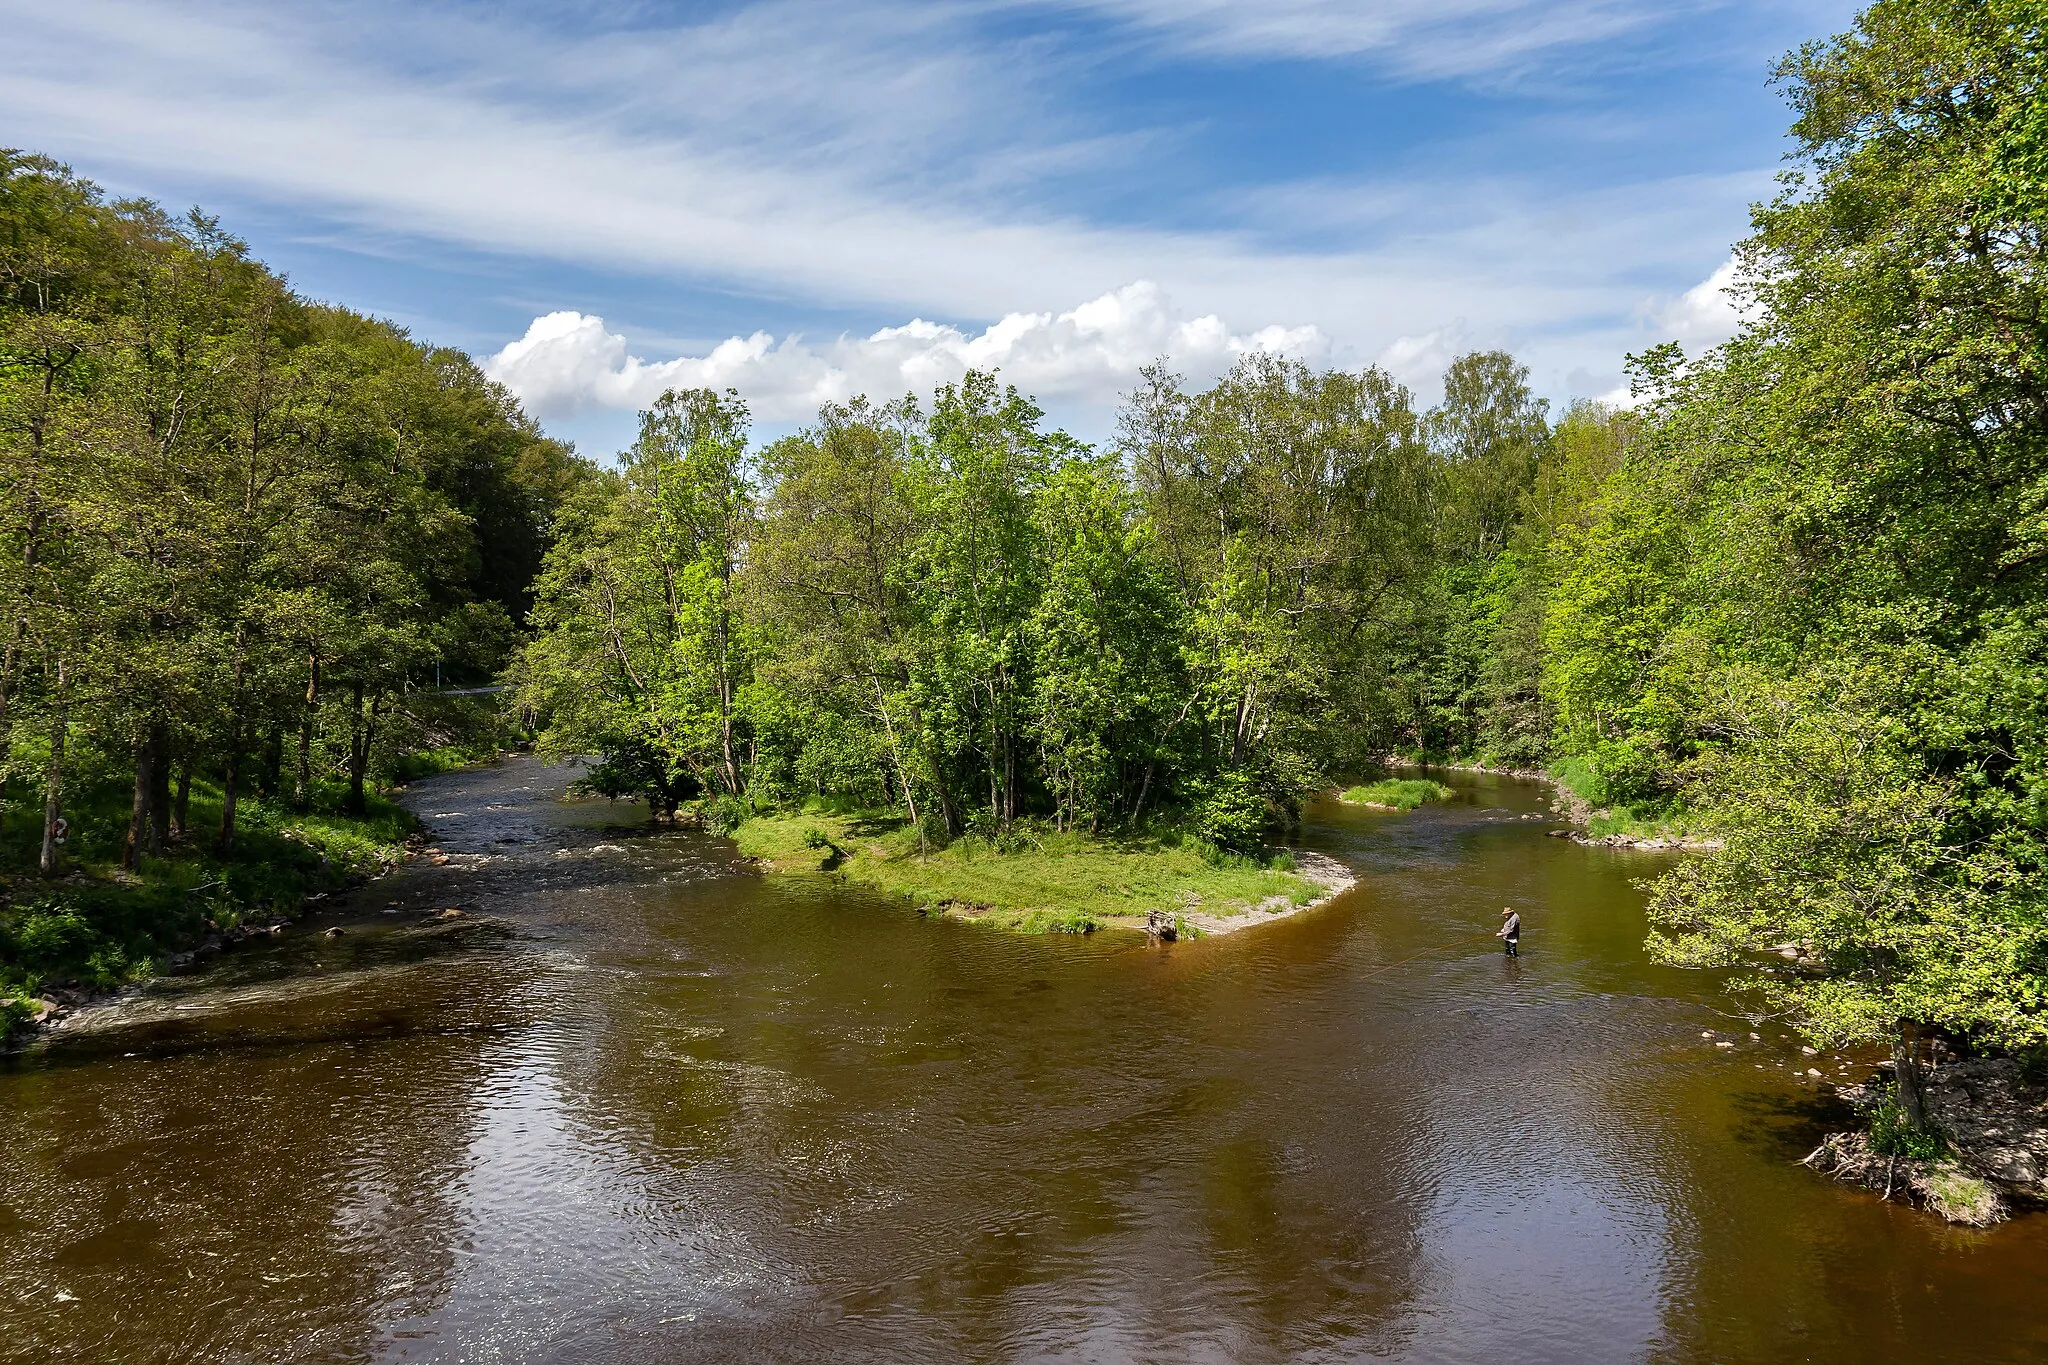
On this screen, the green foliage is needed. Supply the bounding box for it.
[702,793,751,836]
[1550,741,1669,813]
[0,150,583,988]
[0,775,417,996]
[1189,771,1269,851]
[1612,1,2048,1059]
[1869,1089,1949,1160]
[10,902,94,974]
[0,985,32,1034]
[1340,779,1453,810]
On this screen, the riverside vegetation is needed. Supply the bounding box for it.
[0,151,591,1027]
[5,0,2046,1184]
[509,0,2048,1171]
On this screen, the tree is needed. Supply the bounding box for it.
[1598,0,2048,1126]
[514,388,756,816]
[1125,354,1433,813]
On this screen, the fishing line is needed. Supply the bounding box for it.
[1357,929,1510,982]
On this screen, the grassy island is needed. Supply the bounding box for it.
[733,809,1348,937]
[1338,779,1453,811]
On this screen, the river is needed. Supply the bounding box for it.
[3,757,2043,1363]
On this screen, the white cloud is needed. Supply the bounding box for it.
[1644,255,1755,350]
[1377,324,1473,392]
[486,281,1326,422]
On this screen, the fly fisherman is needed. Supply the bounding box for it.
[1498,906,1521,957]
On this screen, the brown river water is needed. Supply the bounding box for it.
[4,758,2045,1364]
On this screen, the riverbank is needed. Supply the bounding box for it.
[0,787,425,1047]
[734,810,1354,938]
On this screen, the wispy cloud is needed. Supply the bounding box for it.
[1032,0,1853,83]
[0,2,1743,330]
[1037,0,1681,76]
[486,281,1326,422]
[0,0,1817,439]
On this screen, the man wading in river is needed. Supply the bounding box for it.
[1498,907,1521,957]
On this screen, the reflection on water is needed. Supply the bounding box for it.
[4,760,2045,1363]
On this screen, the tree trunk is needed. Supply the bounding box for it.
[260,723,283,798]
[122,725,161,869]
[0,501,39,841]
[39,657,67,877]
[216,735,242,858]
[216,639,249,855]
[346,682,370,815]
[149,722,171,852]
[1893,1019,1928,1132]
[295,651,319,810]
[1003,737,1017,825]
[172,759,192,840]
[1131,760,1156,827]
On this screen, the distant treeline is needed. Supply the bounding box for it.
[512,354,1577,850]
[0,150,591,876]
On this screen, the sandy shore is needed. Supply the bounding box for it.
[1086,850,1359,940]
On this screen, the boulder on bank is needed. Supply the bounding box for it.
[1806,1054,2047,1224]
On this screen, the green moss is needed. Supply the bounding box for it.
[1339,779,1453,810]
[733,806,1324,933]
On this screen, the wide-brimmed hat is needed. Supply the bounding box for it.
[1500,907,1514,916]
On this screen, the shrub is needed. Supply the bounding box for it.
[704,793,751,835]
[1869,1089,1949,1160]
[15,904,96,973]
[0,989,32,1034]
[1552,739,1669,812]
[1193,773,1269,852]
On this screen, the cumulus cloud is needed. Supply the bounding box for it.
[485,281,1326,422]
[1376,324,1473,393]
[1646,255,1753,349]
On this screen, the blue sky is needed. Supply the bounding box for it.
[1,0,1858,456]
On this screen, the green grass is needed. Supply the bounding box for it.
[0,778,420,1010]
[1339,779,1453,810]
[734,805,1323,933]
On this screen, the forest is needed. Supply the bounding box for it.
[5,0,2046,1132]
[0,150,590,1003]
